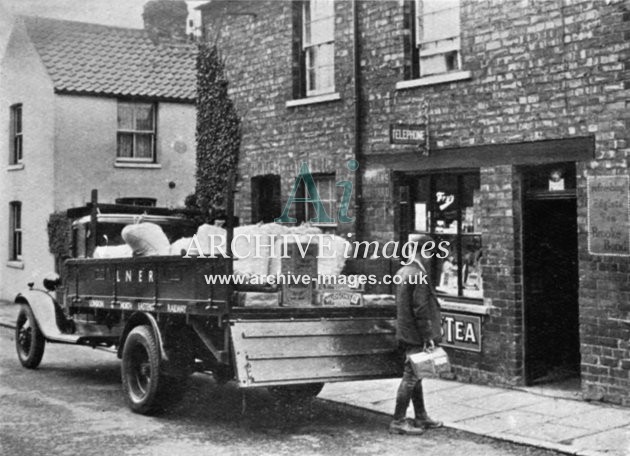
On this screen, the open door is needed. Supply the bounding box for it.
[522,163,580,385]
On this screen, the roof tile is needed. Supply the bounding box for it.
[21,16,197,102]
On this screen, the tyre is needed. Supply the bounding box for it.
[121,325,170,415]
[268,382,325,402]
[15,305,45,369]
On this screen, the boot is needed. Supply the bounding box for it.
[414,415,443,429]
[389,418,425,435]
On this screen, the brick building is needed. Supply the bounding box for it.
[200,0,630,405]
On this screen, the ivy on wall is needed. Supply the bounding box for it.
[47,212,72,271]
[192,43,241,222]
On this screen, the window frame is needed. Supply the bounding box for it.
[305,173,336,224]
[408,170,482,301]
[116,101,157,163]
[295,173,337,226]
[10,104,23,165]
[9,201,22,261]
[302,0,336,97]
[411,0,462,79]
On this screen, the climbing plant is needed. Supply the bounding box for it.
[193,42,241,222]
[47,211,72,271]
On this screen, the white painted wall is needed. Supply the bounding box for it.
[0,20,56,301]
[53,95,197,210]
[186,0,209,37]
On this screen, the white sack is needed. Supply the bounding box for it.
[233,224,270,277]
[288,223,322,235]
[122,223,170,257]
[93,244,133,259]
[196,224,227,256]
[259,222,291,236]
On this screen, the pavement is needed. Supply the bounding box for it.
[2,300,629,456]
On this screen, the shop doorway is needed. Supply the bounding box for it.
[522,163,580,385]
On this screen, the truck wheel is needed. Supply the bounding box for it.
[15,305,45,369]
[268,382,325,402]
[121,325,168,415]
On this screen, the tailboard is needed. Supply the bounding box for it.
[230,317,402,387]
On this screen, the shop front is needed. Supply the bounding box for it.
[365,136,595,386]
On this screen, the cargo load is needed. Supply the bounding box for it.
[121,222,170,256]
[92,244,133,259]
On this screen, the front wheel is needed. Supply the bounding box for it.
[15,305,45,369]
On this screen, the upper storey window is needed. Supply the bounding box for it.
[290,0,337,103]
[400,0,470,87]
[303,0,335,96]
[416,0,461,77]
[10,104,23,165]
[117,102,156,162]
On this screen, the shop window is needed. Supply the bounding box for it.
[117,102,156,162]
[9,201,22,261]
[411,172,482,300]
[251,175,282,223]
[10,104,23,165]
[405,0,462,79]
[292,0,335,98]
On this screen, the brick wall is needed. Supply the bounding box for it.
[356,0,630,404]
[203,0,358,234]
[203,0,630,404]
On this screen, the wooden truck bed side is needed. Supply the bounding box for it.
[62,256,402,387]
[65,256,232,317]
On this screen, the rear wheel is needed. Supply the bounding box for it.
[121,325,179,415]
[268,382,325,402]
[15,305,45,369]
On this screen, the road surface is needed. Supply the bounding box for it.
[0,325,561,456]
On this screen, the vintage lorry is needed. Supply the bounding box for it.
[14,197,401,414]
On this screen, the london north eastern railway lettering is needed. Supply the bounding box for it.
[115,269,155,283]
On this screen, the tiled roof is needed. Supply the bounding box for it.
[21,16,197,102]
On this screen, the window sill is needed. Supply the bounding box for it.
[7,163,24,171]
[396,71,472,90]
[7,261,24,270]
[114,162,162,169]
[286,92,341,108]
[438,298,491,315]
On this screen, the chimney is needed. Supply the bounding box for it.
[143,0,188,44]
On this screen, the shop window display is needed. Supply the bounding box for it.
[411,173,483,300]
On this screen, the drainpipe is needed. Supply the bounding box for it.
[352,0,364,242]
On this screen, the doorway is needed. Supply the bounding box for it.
[251,175,281,223]
[522,164,580,385]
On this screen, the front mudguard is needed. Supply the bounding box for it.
[15,290,79,344]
